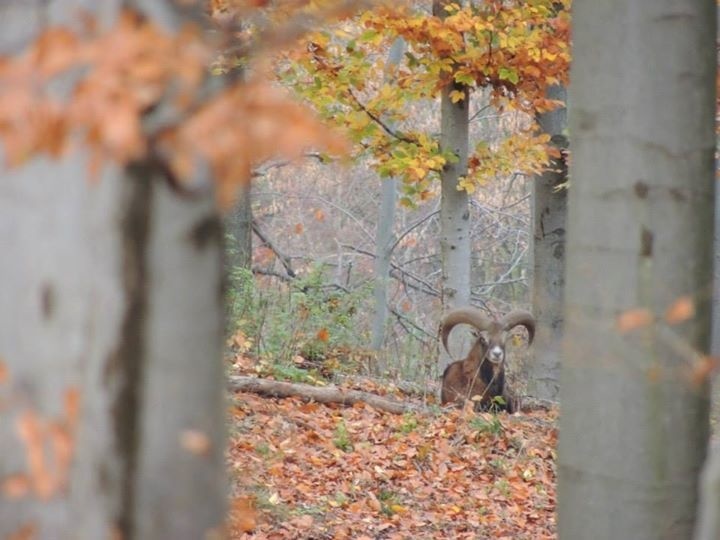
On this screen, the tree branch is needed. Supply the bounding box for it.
[252,220,296,278]
[229,375,428,414]
[347,89,417,144]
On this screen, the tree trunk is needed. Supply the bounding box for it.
[529,85,567,401]
[558,2,716,539]
[370,38,405,357]
[434,0,471,372]
[695,443,720,540]
[226,182,252,272]
[0,3,226,539]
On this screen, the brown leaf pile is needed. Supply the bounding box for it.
[227,390,557,539]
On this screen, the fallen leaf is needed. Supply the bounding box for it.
[293,514,314,529]
[231,496,257,533]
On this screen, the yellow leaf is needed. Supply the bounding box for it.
[449,90,465,103]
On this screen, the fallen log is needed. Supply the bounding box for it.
[228,375,429,415]
[227,376,557,415]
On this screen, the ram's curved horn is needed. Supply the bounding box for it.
[500,310,535,345]
[439,308,494,358]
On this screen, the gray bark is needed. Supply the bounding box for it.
[696,443,720,540]
[434,0,471,372]
[712,181,720,355]
[529,85,567,400]
[370,38,405,355]
[558,2,716,539]
[226,183,252,272]
[134,178,225,539]
[0,2,225,538]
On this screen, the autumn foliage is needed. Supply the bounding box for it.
[0,8,347,207]
[278,0,570,203]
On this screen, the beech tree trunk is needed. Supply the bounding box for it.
[558,1,716,539]
[696,443,720,540]
[226,183,253,272]
[433,0,471,372]
[371,38,405,356]
[0,3,226,539]
[529,85,567,401]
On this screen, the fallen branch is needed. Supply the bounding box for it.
[228,375,428,415]
[228,376,556,415]
[333,374,440,398]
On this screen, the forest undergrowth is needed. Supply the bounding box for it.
[226,352,558,539]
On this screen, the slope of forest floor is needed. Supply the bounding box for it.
[226,365,558,539]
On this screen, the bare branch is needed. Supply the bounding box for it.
[252,220,296,278]
[388,206,440,256]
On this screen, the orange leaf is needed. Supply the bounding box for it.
[0,359,8,384]
[179,429,212,456]
[2,474,31,499]
[294,223,304,235]
[314,209,325,221]
[316,328,330,342]
[16,410,54,499]
[690,356,719,385]
[665,296,695,324]
[616,308,654,333]
[231,496,257,533]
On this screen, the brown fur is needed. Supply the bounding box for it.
[439,308,534,413]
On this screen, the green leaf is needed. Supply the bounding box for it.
[454,72,475,86]
[498,67,520,84]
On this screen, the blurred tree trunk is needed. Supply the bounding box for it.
[696,442,720,540]
[0,2,226,539]
[529,85,567,401]
[371,38,405,357]
[434,0,471,372]
[558,1,716,539]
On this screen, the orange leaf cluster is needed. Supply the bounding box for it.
[0,9,347,208]
[2,388,81,500]
[0,12,206,170]
[161,79,348,207]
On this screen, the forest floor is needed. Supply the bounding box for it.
[226,356,558,539]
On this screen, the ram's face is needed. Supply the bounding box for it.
[483,331,507,365]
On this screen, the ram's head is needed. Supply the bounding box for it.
[439,308,535,412]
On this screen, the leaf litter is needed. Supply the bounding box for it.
[227,382,557,539]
